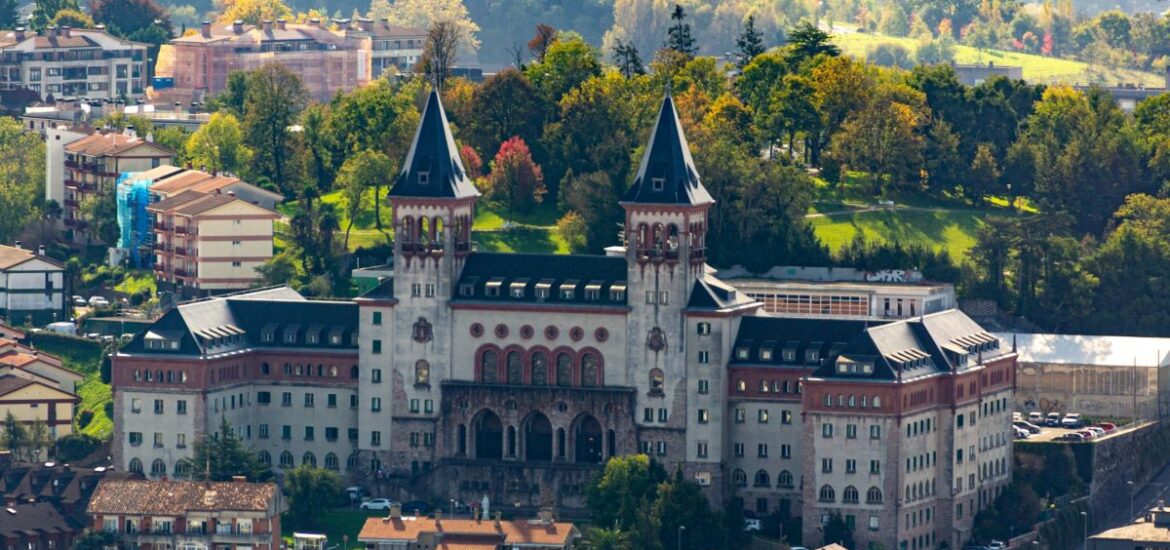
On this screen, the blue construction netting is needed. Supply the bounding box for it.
[115,171,157,268]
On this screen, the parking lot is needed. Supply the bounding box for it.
[1016,419,1142,443]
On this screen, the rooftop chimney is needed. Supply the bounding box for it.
[13,241,21,250]
[276,19,287,30]
[537,507,555,525]
[261,19,272,32]
[14,27,25,41]
[309,18,320,28]
[493,511,502,527]
[231,475,246,483]
[61,26,70,38]
[200,21,211,38]
[37,245,44,256]
[357,18,372,32]
[388,502,402,519]
[232,20,244,34]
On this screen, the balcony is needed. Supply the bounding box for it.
[174,268,195,278]
[174,246,187,256]
[153,222,171,232]
[174,226,192,235]
[63,198,79,208]
[153,242,171,253]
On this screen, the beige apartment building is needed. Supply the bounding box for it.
[165,19,371,102]
[348,18,426,78]
[147,190,279,291]
[0,374,79,437]
[0,26,149,100]
[62,130,174,241]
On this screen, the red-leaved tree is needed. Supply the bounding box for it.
[486,136,546,222]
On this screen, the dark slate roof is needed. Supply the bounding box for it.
[730,317,877,369]
[811,309,1007,381]
[362,277,395,300]
[454,252,628,307]
[622,92,713,206]
[687,275,758,311]
[120,286,358,357]
[0,502,81,537]
[388,89,479,200]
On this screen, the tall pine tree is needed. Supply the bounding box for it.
[612,39,645,78]
[665,4,696,56]
[735,15,765,68]
[178,417,272,481]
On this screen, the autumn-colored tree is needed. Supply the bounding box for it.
[51,8,93,28]
[467,68,546,163]
[486,137,546,222]
[829,85,928,195]
[459,145,483,179]
[214,0,291,25]
[528,23,557,63]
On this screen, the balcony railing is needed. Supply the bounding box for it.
[63,199,79,208]
[174,226,192,235]
[153,222,171,232]
[174,247,187,256]
[174,268,194,277]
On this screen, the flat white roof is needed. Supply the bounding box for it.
[997,332,1170,368]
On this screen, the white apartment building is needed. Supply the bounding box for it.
[0,244,65,326]
[0,26,149,100]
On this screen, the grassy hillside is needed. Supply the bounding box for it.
[27,333,111,439]
[832,29,1164,86]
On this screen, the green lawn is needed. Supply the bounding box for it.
[27,333,111,439]
[282,509,385,546]
[113,271,157,297]
[832,29,1164,86]
[810,207,1006,259]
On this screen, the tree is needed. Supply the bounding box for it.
[764,74,818,161]
[822,513,855,548]
[299,103,335,195]
[486,137,546,221]
[578,526,632,550]
[336,150,392,247]
[254,251,298,286]
[612,39,645,78]
[735,14,765,68]
[51,8,93,27]
[556,211,587,252]
[370,0,480,57]
[214,0,291,25]
[808,55,872,165]
[71,530,120,550]
[2,411,27,460]
[922,118,964,194]
[587,455,668,533]
[0,118,45,247]
[177,417,272,481]
[90,0,171,38]
[284,465,343,529]
[27,420,50,461]
[528,23,557,63]
[651,470,723,550]
[969,142,1001,203]
[55,433,101,462]
[665,4,696,56]
[420,20,465,91]
[31,0,80,30]
[525,35,602,104]
[0,0,16,29]
[467,68,546,164]
[787,20,839,62]
[829,84,927,195]
[244,63,308,195]
[186,112,253,175]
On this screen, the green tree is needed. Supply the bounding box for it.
[525,35,602,105]
[31,0,80,30]
[468,68,546,167]
[586,454,667,534]
[0,0,17,29]
[969,142,1001,203]
[254,250,299,286]
[336,150,392,247]
[186,111,253,175]
[922,118,964,194]
[50,8,93,28]
[764,74,818,161]
[284,465,343,529]
[651,470,722,550]
[244,62,308,195]
[0,117,45,246]
[485,136,546,221]
[734,14,765,68]
[578,526,632,550]
[55,433,101,462]
[299,103,335,195]
[822,513,855,548]
[177,417,272,481]
[2,411,27,460]
[612,39,645,78]
[665,4,696,56]
[828,84,927,195]
[71,530,120,550]
[736,50,788,115]
[786,20,839,62]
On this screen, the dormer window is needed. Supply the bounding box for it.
[510,279,529,298]
[535,280,553,299]
[736,347,750,360]
[782,348,796,362]
[585,281,603,301]
[609,282,626,301]
[485,278,503,297]
[418,171,429,185]
[652,177,665,191]
[559,280,578,300]
[806,349,820,362]
[459,283,474,297]
[760,348,773,361]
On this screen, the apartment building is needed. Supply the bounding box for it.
[0,502,81,550]
[359,505,579,550]
[44,124,90,207]
[165,19,370,102]
[110,287,359,480]
[0,26,149,100]
[87,478,281,550]
[0,374,79,437]
[0,340,81,391]
[61,130,174,241]
[347,18,426,78]
[800,311,1016,550]
[146,190,280,292]
[0,243,65,326]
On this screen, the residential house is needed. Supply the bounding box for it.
[359,505,579,550]
[87,478,282,550]
[0,244,65,326]
[0,26,149,100]
[348,18,426,78]
[0,502,82,550]
[146,190,280,292]
[0,460,141,522]
[0,342,81,392]
[0,374,79,437]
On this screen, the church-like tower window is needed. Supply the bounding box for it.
[481,349,499,383]
[649,368,664,395]
[506,351,523,384]
[581,353,599,387]
[556,353,573,386]
[531,352,548,385]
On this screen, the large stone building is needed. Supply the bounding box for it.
[0,26,149,100]
[111,89,1014,549]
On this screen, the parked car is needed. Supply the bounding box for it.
[1014,420,1042,434]
[1097,422,1117,432]
[1085,427,1106,437]
[360,498,394,510]
[1061,433,1086,442]
[401,500,432,515]
[1045,412,1063,426]
[88,296,109,308]
[44,321,76,336]
[71,295,86,306]
[1061,413,1083,428]
[1014,427,1030,439]
[743,518,762,531]
[1028,411,1044,424]
[1076,429,1095,440]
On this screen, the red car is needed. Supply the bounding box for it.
[1097,422,1117,433]
[1077,430,1095,440]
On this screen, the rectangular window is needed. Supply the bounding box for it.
[372,369,382,383]
[870,425,881,439]
[781,410,793,424]
[696,442,708,458]
[304,426,314,441]
[822,458,833,473]
[410,432,420,447]
[822,423,833,438]
[646,291,655,304]
[177,400,187,415]
[643,408,654,422]
[153,433,163,447]
[425,284,435,297]
[758,409,769,423]
[326,427,338,441]
[658,408,668,422]
[372,311,382,325]
[734,443,744,457]
[697,322,711,335]
[956,449,964,463]
[846,424,857,439]
[258,424,269,439]
[697,409,709,424]
[350,395,359,409]
[327,394,337,408]
[153,400,164,414]
[781,444,792,459]
[658,291,669,305]
[424,433,434,447]
[870,460,881,474]
[735,408,745,423]
[372,339,382,354]
[282,392,292,406]
[349,428,359,441]
[869,515,879,531]
[957,415,965,428]
[697,350,709,364]
[410,399,420,413]
[371,398,383,412]
[846,459,857,474]
[304,393,314,407]
[371,431,381,446]
[656,441,667,456]
[257,391,271,405]
[758,444,768,458]
[411,283,421,297]
[282,426,291,440]
[697,379,709,394]
[129,432,142,446]
[131,398,141,413]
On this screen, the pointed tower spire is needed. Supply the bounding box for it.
[622,91,713,206]
[389,88,479,200]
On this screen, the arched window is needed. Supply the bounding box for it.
[280,451,294,468]
[665,224,679,253]
[861,395,868,408]
[754,470,770,487]
[347,452,360,470]
[759,380,769,393]
[174,461,190,478]
[843,486,859,504]
[302,452,316,467]
[837,394,845,406]
[823,394,832,406]
[819,485,835,502]
[848,395,856,407]
[324,453,339,470]
[401,216,414,243]
[415,360,430,385]
[506,351,523,384]
[555,352,573,386]
[419,217,430,246]
[261,363,270,375]
[581,352,599,387]
[732,469,747,487]
[531,352,548,385]
[782,380,791,393]
[151,459,166,477]
[867,486,883,504]
[350,365,359,379]
[872,395,881,408]
[259,450,272,465]
[482,349,499,383]
[128,458,143,473]
[778,470,794,488]
[166,371,174,383]
[329,365,338,377]
[506,426,517,457]
[650,368,664,393]
[433,217,444,247]
[652,223,664,251]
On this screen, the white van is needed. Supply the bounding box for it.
[44,322,76,336]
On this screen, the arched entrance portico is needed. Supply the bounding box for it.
[473,409,503,459]
[524,412,553,461]
[573,414,603,464]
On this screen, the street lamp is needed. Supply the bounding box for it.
[1081,511,1088,548]
[450,499,456,517]
[1129,480,1136,521]
[678,525,686,550]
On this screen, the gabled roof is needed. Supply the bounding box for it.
[0,244,56,270]
[88,480,278,515]
[622,92,712,206]
[0,374,78,400]
[454,253,627,307]
[388,89,479,200]
[687,275,758,311]
[64,132,173,157]
[0,502,81,537]
[730,316,876,368]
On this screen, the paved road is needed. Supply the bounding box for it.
[1078,454,1170,550]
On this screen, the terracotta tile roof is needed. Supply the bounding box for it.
[0,375,34,396]
[64,132,173,157]
[0,351,38,367]
[358,516,576,546]
[87,480,278,515]
[150,170,222,193]
[146,189,209,213]
[174,194,240,216]
[0,245,36,270]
